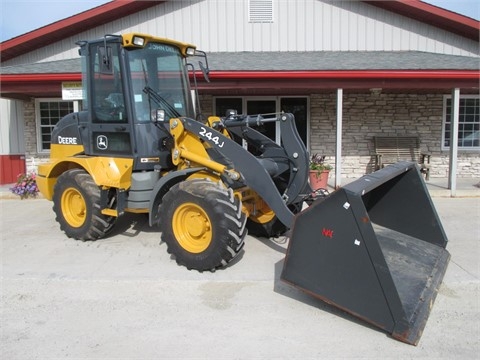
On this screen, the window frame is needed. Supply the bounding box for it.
[35,98,80,153]
[441,94,480,152]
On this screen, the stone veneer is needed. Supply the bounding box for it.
[23,93,479,178]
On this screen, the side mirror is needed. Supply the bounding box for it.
[199,61,210,83]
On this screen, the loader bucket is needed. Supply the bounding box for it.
[281,162,450,345]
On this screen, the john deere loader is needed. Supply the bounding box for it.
[37,33,450,345]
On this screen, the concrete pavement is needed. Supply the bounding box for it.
[1,195,479,359]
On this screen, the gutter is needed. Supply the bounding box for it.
[1,70,479,83]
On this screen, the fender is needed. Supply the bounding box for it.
[36,156,134,200]
[148,167,206,226]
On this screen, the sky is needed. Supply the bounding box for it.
[0,0,479,42]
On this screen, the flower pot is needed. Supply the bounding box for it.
[309,170,330,190]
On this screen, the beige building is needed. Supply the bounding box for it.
[1,0,479,185]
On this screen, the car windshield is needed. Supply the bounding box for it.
[127,42,192,122]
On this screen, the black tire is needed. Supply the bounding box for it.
[246,202,303,238]
[247,216,287,238]
[159,179,247,271]
[52,169,116,240]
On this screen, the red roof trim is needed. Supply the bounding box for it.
[1,70,478,84]
[0,74,82,82]
[364,0,479,41]
[209,70,480,80]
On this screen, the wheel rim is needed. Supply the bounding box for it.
[250,209,276,224]
[61,187,86,228]
[173,202,212,253]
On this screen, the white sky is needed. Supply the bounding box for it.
[0,0,479,42]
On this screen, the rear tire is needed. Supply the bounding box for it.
[159,179,247,271]
[53,169,116,240]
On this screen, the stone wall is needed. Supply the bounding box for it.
[309,93,479,178]
[22,93,479,179]
[23,99,49,172]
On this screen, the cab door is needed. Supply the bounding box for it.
[84,42,134,157]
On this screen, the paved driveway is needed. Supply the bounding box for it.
[1,198,479,359]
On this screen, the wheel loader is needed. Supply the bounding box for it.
[36,33,450,345]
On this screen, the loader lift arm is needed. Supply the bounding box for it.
[177,113,312,228]
[222,112,312,205]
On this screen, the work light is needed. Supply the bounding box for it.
[132,36,145,46]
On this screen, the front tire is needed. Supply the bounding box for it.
[247,215,287,238]
[159,179,247,271]
[52,169,116,240]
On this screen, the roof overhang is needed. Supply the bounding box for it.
[201,70,480,94]
[1,70,479,100]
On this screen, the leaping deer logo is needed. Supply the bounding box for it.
[97,135,108,150]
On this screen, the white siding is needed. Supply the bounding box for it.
[0,99,25,154]
[3,0,479,66]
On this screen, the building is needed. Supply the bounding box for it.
[1,0,479,186]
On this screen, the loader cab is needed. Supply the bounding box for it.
[78,33,197,171]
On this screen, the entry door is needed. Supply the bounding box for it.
[215,97,308,148]
[246,99,278,143]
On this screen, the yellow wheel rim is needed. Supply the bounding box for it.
[173,202,212,253]
[250,209,276,224]
[61,187,86,228]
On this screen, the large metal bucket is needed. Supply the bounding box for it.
[281,162,450,345]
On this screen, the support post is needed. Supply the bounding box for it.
[448,88,460,197]
[335,88,343,189]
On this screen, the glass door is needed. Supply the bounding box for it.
[215,96,309,148]
[246,99,277,143]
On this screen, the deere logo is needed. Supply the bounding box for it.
[58,136,77,145]
[97,135,108,150]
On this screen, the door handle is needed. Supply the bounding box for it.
[115,126,127,131]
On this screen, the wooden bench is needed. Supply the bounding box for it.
[373,136,431,180]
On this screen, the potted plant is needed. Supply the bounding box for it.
[9,172,39,199]
[309,154,332,190]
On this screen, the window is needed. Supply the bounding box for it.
[36,99,78,152]
[248,0,273,23]
[443,95,480,150]
[126,42,192,123]
[91,44,126,123]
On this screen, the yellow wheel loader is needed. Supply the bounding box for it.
[37,33,450,345]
